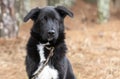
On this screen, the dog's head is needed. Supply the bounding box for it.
[24,6,73,43]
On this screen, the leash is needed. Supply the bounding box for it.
[31,47,54,79]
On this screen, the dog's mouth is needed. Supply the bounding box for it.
[48,38,53,41]
[47,33,56,41]
[48,36,55,41]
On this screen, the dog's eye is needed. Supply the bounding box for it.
[40,16,47,23]
[54,18,59,21]
[44,16,47,21]
[53,18,59,22]
[54,18,60,24]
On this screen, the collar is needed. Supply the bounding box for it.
[45,46,53,50]
[31,31,55,49]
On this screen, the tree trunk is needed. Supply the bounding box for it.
[47,0,75,7]
[15,0,30,25]
[97,0,110,23]
[0,0,18,38]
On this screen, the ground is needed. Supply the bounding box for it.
[0,0,120,79]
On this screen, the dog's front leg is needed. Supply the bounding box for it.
[25,55,38,79]
[66,59,76,79]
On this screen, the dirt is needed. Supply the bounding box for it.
[0,0,120,79]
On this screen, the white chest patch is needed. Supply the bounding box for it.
[36,65,58,79]
[37,43,46,63]
[34,43,58,79]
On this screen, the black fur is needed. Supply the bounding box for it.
[24,6,76,79]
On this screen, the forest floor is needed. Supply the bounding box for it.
[0,0,120,79]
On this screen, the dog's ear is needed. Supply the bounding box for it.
[55,6,73,18]
[24,7,40,22]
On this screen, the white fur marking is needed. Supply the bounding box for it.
[36,65,58,79]
[34,43,58,79]
[37,43,46,63]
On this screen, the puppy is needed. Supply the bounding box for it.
[24,6,76,79]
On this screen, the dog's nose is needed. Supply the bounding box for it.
[48,30,55,36]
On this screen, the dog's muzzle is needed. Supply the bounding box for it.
[48,30,55,41]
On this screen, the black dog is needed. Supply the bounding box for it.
[24,6,76,79]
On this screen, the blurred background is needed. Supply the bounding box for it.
[0,0,120,79]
